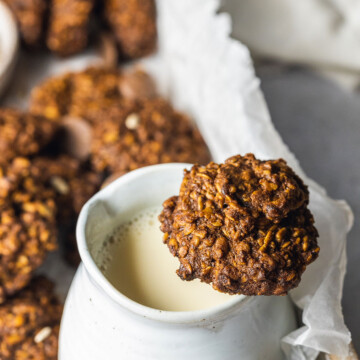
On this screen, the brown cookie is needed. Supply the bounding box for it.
[4,0,47,47]
[30,74,73,121]
[68,67,122,121]
[159,154,320,296]
[0,108,57,165]
[29,67,122,122]
[0,276,62,360]
[104,0,157,59]
[31,155,101,266]
[46,0,94,56]
[31,155,101,222]
[0,158,57,303]
[90,97,211,174]
[29,67,161,124]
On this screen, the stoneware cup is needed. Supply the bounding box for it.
[59,163,297,359]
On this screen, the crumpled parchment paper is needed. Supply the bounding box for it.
[1,0,353,358]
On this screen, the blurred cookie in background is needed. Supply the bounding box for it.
[29,67,122,122]
[0,276,62,360]
[0,157,58,303]
[31,155,101,266]
[0,108,57,165]
[90,97,211,175]
[104,0,157,59]
[4,0,158,59]
[3,0,47,47]
[46,0,95,56]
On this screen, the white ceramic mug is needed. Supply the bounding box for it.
[59,163,297,359]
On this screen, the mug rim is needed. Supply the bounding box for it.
[77,163,249,324]
[0,2,19,82]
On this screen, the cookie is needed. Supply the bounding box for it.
[0,276,62,360]
[46,0,94,56]
[0,158,57,303]
[159,154,320,296]
[29,67,122,122]
[104,0,157,59]
[90,97,211,174]
[32,155,101,222]
[0,108,57,165]
[4,0,47,47]
[68,67,121,120]
[31,155,101,266]
[29,74,73,122]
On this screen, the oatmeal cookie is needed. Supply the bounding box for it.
[0,109,57,165]
[0,276,62,359]
[4,0,47,47]
[29,67,159,123]
[90,97,211,174]
[0,158,57,303]
[67,67,121,120]
[46,0,94,56]
[31,155,101,266]
[29,74,73,121]
[29,67,122,122]
[104,0,157,59]
[31,155,101,222]
[159,154,320,296]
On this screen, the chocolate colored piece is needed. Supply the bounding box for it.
[60,116,93,161]
[0,276,62,359]
[97,32,119,69]
[159,154,320,296]
[90,97,211,174]
[118,69,157,100]
[104,0,157,59]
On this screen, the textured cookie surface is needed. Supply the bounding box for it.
[29,67,122,122]
[90,97,211,174]
[0,109,57,165]
[0,276,62,360]
[46,0,94,56]
[0,158,58,303]
[159,154,320,296]
[31,155,101,266]
[32,155,101,221]
[104,0,157,59]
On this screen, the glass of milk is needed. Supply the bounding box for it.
[59,163,297,360]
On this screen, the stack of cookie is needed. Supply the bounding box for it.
[0,110,63,358]
[0,64,210,357]
[4,0,157,59]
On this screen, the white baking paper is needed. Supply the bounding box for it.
[1,0,353,358]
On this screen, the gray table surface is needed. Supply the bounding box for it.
[257,64,360,353]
